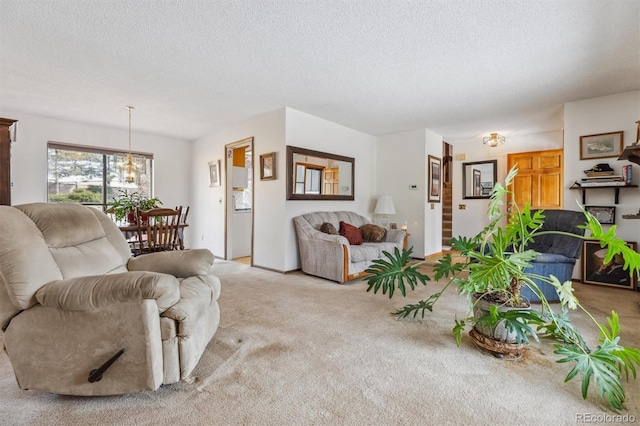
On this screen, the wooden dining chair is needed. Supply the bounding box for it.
[135,206,182,255]
[175,206,189,250]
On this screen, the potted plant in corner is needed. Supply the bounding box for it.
[108,189,162,224]
[365,166,640,411]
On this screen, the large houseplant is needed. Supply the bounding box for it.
[108,189,162,223]
[365,166,640,411]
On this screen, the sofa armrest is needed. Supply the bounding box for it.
[127,249,214,277]
[385,229,406,245]
[297,235,349,282]
[35,271,180,313]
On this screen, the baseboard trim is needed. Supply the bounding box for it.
[253,264,288,274]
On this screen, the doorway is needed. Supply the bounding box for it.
[224,137,254,265]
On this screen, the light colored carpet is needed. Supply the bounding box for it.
[1,260,639,425]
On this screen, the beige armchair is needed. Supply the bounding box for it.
[0,203,220,396]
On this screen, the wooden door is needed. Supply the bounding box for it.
[507,149,563,210]
[323,168,339,195]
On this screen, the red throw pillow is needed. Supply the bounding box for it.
[339,221,363,245]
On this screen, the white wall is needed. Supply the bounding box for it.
[284,108,377,270]
[376,129,427,257]
[451,130,563,238]
[424,129,443,256]
[0,109,192,236]
[375,128,443,258]
[189,108,286,269]
[564,90,640,261]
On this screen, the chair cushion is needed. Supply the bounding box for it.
[351,242,401,263]
[339,221,362,245]
[350,244,381,263]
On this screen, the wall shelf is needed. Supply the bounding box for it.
[622,214,640,219]
[569,184,638,204]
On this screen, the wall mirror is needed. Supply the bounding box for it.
[462,160,497,199]
[286,145,355,200]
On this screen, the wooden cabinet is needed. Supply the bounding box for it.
[0,118,18,206]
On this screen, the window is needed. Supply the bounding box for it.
[47,142,153,209]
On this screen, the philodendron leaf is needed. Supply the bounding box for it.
[555,340,626,411]
[554,312,640,411]
[365,247,429,298]
[432,253,467,281]
[538,308,588,350]
[600,311,640,382]
[392,296,436,319]
[548,275,578,310]
[453,318,466,347]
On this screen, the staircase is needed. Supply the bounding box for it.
[442,181,452,247]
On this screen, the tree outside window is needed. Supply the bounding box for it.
[47,142,153,210]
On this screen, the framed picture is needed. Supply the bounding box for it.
[585,206,616,225]
[260,152,276,181]
[582,240,637,290]
[208,160,221,187]
[579,131,624,160]
[389,222,397,230]
[428,155,441,203]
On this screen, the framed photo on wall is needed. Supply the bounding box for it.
[260,152,276,181]
[582,240,637,290]
[579,131,624,160]
[585,206,616,225]
[208,159,221,187]
[428,155,441,203]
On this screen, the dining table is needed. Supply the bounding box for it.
[118,222,189,251]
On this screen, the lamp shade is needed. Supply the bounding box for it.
[374,195,396,215]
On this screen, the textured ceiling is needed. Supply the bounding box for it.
[1,1,639,143]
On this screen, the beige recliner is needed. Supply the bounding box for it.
[0,203,221,396]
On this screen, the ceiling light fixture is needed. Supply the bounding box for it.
[483,132,505,148]
[123,105,136,185]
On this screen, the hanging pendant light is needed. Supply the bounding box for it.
[123,106,137,185]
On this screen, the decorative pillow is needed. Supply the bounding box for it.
[360,224,386,243]
[339,221,363,245]
[320,222,338,235]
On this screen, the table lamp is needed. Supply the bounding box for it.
[374,195,396,228]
